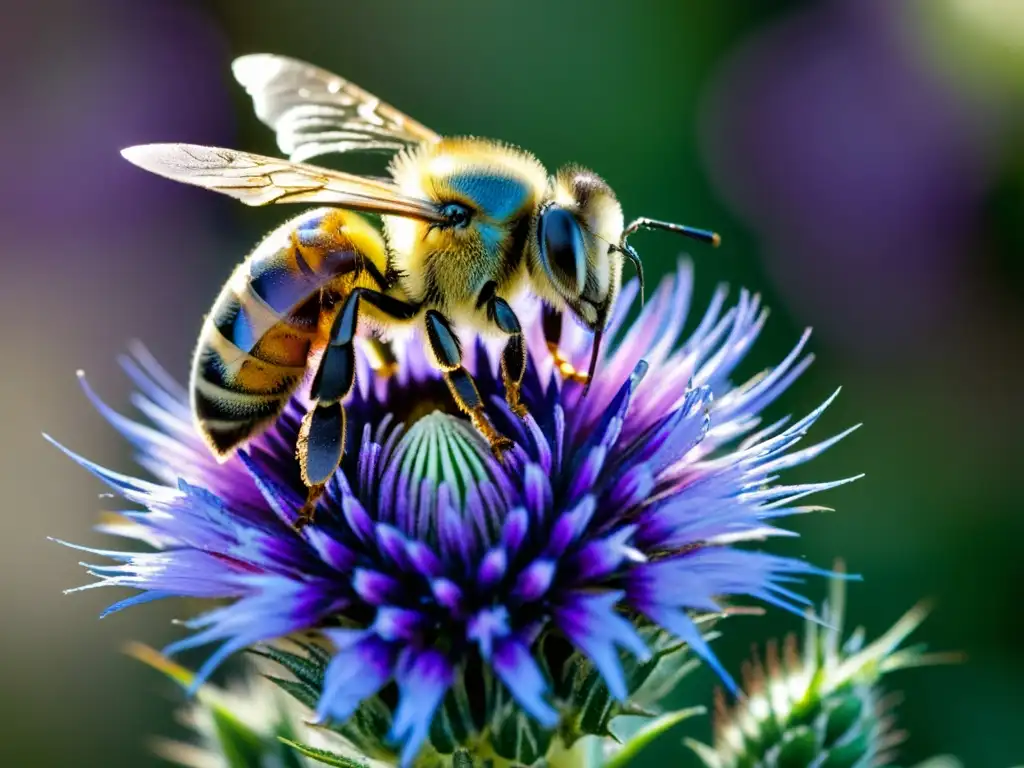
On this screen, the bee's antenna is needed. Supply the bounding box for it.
[623,217,721,248]
[618,218,718,309]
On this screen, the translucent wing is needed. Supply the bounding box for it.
[232,53,441,163]
[120,143,445,222]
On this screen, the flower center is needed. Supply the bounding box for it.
[377,412,507,544]
[402,396,463,429]
[354,371,469,436]
[394,413,494,507]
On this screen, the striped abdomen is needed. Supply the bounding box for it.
[190,207,389,457]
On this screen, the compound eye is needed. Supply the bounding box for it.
[439,202,472,229]
[538,206,586,297]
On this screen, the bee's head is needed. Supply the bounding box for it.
[532,166,721,390]
[531,166,627,330]
[528,166,629,388]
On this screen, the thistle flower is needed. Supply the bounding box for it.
[688,569,962,768]
[55,262,859,766]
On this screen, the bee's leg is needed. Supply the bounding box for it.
[542,304,588,384]
[295,288,420,529]
[480,288,528,418]
[424,309,513,460]
[501,334,528,418]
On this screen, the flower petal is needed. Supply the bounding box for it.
[555,592,650,700]
[492,637,559,727]
[391,649,455,766]
[318,632,396,723]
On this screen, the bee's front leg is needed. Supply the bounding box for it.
[424,309,513,460]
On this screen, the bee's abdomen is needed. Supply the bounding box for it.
[189,208,384,457]
[191,276,315,455]
[190,207,389,456]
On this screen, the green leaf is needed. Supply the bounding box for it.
[603,708,704,768]
[572,662,615,739]
[911,759,963,768]
[279,737,369,768]
[823,695,863,747]
[775,726,819,768]
[253,644,325,689]
[820,732,870,768]
[256,643,394,760]
[552,624,708,746]
[128,642,273,767]
[331,695,395,760]
[266,675,320,711]
[627,637,702,711]
[211,708,271,768]
[683,737,721,768]
[269,695,319,768]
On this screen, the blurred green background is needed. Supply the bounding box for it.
[3,0,1021,765]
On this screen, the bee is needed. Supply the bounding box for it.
[121,54,719,528]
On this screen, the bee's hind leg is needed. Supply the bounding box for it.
[295,288,420,530]
[294,483,326,531]
[424,309,513,460]
[542,304,588,385]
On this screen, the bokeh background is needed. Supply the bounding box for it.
[3,0,1021,765]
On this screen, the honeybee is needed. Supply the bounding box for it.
[122,54,719,528]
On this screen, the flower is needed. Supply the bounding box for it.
[687,567,962,768]
[54,262,859,766]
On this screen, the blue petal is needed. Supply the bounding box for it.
[45,435,173,501]
[642,604,736,694]
[555,592,650,700]
[376,524,412,571]
[318,632,395,724]
[570,525,639,582]
[522,464,552,524]
[431,578,464,615]
[467,606,510,660]
[353,568,402,605]
[390,649,454,766]
[492,637,559,728]
[373,606,425,642]
[237,450,300,528]
[477,547,507,589]
[99,589,175,618]
[501,506,530,557]
[512,560,556,602]
[546,496,596,558]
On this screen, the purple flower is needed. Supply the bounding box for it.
[55,262,859,765]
